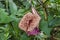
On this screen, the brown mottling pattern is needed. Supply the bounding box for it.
[19,8,41,32]
[19,12,33,32]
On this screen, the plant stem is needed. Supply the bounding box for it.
[5,0,8,12]
[38,0,48,21]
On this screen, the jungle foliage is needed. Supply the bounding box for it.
[0,0,60,40]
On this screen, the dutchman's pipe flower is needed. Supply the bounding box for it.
[19,7,41,36]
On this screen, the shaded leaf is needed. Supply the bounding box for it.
[9,0,17,15]
[49,17,60,27]
[40,18,52,37]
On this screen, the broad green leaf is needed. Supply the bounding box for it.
[9,0,17,15]
[23,1,30,9]
[40,18,52,37]
[0,8,13,23]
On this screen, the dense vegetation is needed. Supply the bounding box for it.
[0,0,60,40]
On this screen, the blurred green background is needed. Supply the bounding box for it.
[0,0,60,40]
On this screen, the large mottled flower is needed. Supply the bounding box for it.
[19,7,41,36]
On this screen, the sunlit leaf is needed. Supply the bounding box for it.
[0,8,13,23]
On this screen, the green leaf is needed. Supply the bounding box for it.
[49,17,60,27]
[40,18,52,37]
[0,33,9,40]
[16,8,26,17]
[0,24,10,40]
[0,8,13,23]
[9,0,17,15]
[23,1,30,9]
[20,33,30,40]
